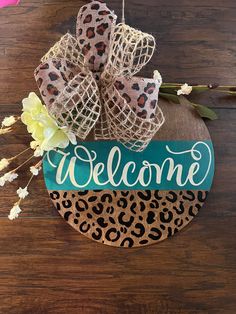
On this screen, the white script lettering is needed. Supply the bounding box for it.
[46,141,212,189]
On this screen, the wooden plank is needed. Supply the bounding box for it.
[0,217,235,313]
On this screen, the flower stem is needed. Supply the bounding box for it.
[161,83,182,87]
[32,159,43,172]
[8,147,31,162]
[35,159,43,168]
[15,159,43,210]
[10,155,35,173]
[26,173,35,188]
[161,83,236,92]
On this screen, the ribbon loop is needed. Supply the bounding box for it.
[35,57,101,140]
[95,78,164,151]
[76,1,117,73]
[50,72,101,140]
[41,33,85,68]
[104,23,156,80]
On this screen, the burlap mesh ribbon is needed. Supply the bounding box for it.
[34,0,165,152]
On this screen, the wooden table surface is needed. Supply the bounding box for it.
[0,1,235,313]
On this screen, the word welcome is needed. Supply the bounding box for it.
[44,141,214,191]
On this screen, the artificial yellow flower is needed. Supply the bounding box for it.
[21,92,77,152]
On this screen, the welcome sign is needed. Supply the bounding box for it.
[44,140,214,192]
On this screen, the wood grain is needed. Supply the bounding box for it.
[0,0,235,313]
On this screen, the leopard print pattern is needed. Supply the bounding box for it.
[76,1,117,73]
[35,60,160,120]
[114,77,160,119]
[49,189,208,248]
[35,59,82,110]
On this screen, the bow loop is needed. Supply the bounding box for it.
[76,0,117,73]
[49,71,101,139]
[103,23,156,80]
[35,56,101,140]
[95,76,164,151]
[41,33,85,69]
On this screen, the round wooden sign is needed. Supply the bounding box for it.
[43,100,214,247]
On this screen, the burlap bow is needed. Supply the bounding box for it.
[34,0,165,152]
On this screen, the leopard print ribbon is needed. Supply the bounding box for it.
[34,0,165,152]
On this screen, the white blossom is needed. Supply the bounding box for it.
[0,175,6,187]
[8,203,22,220]
[5,172,18,182]
[0,172,18,186]
[30,141,39,150]
[2,116,17,127]
[0,127,12,135]
[177,83,193,96]
[0,158,9,171]
[34,147,44,157]
[17,187,29,199]
[153,70,163,84]
[30,166,41,176]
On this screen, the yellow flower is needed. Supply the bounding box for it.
[21,93,77,152]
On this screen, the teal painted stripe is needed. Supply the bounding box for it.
[43,140,214,191]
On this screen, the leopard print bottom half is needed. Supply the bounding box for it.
[49,189,208,248]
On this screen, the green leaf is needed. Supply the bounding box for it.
[179,96,218,120]
[160,93,218,120]
[159,92,180,104]
[193,104,218,120]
